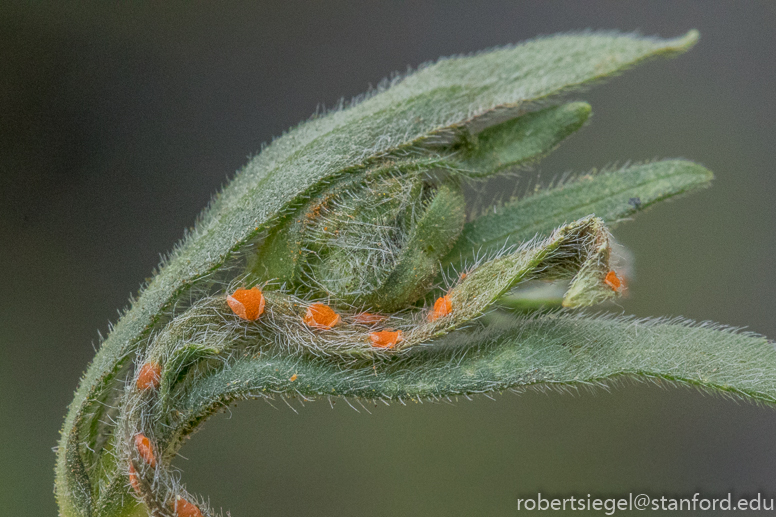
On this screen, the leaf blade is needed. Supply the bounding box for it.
[458,102,592,177]
[444,159,713,270]
[176,313,776,412]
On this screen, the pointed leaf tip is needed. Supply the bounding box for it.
[675,29,700,50]
[459,102,592,177]
[443,159,714,272]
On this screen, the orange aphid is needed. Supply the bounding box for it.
[369,330,403,349]
[427,295,453,322]
[134,433,156,468]
[173,496,203,517]
[128,463,141,494]
[136,362,162,391]
[353,312,386,325]
[227,287,265,321]
[604,270,622,291]
[303,303,341,329]
[289,374,298,382]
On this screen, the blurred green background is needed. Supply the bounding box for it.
[2,2,776,515]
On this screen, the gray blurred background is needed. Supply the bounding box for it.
[2,2,775,515]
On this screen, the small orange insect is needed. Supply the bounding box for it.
[303,303,341,329]
[227,287,265,321]
[353,312,386,325]
[136,362,162,391]
[128,463,141,494]
[427,295,452,322]
[173,495,203,517]
[604,270,622,291]
[369,330,403,349]
[133,433,156,468]
[289,374,298,382]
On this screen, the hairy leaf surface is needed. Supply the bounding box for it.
[180,314,776,414]
[54,30,755,517]
[444,159,713,270]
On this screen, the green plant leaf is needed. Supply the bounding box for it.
[118,310,776,517]
[444,159,713,271]
[55,30,715,517]
[438,216,616,329]
[361,180,467,311]
[177,313,776,421]
[457,102,592,177]
[67,29,700,420]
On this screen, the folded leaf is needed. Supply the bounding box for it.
[362,181,467,311]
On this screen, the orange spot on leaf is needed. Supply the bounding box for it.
[136,362,162,391]
[289,374,298,382]
[604,270,622,291]
[369,330,403,349]
[128,463,141,494]
[427,295,452,322]
[303,303,341,329]
[227,287,265,321]
[134,433,156,468]
[353,312,386,325]
[174,496,204,517]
